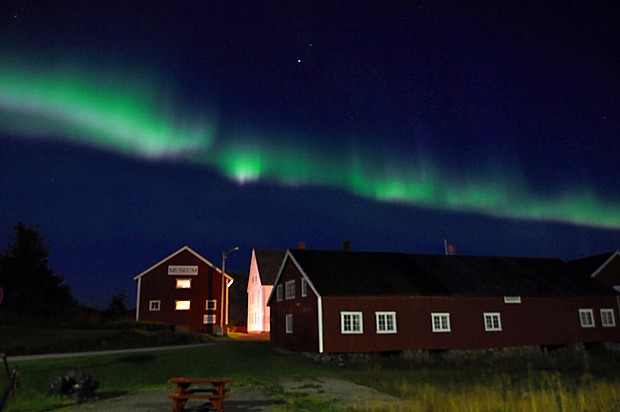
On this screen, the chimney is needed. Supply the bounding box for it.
[341,240,351,252]
[298,241,306,249]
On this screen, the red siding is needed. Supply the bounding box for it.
[269,254,620,353]
[320,295,620,352]
[137,249,224,333]
[270,259,319,352]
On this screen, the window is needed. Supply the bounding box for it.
[341,311,363,334]
[301,278,308,297]
[600,309,615,327]
[205,299,217,310]
[579,309,595,328]
[375,311,397,334]
[149,300,161,311]
[285,314,293,334]
[484,312,502,331]
[276,284,283,302]
[285,280,295,300]
[176,278,192,289]
[431,313,451,332]
[175,300,191,311]
[203,314,216,324]
[503,296,521,304]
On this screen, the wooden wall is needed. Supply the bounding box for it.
[137,249,223,334]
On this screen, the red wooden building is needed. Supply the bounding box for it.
[134,246,234,334]
[268,249,620,353]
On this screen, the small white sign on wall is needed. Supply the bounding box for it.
[168,265,198,275]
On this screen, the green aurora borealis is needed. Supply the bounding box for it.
[1,61,619,230]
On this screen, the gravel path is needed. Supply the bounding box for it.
[69,385,284,411]
[7,343,216,362]
[63,377,398,411]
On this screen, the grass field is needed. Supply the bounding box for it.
[0,323,210,356]
[2,326,620,411]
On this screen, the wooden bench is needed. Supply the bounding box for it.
[168,377,233,412]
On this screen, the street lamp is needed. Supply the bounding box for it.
[219,246,239,336]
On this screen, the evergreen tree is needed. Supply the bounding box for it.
[105,292,128,321]
[0,222,77,321]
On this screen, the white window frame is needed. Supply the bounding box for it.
[431,312,451,332]
[484,312,502,331]
[600,308,615,327]
[375,311,397,334]
[203,314,216,324]
[285,314,293,334]
[285,280,295,300]
[579,309,595,328]
[340,311,363,334]
[205,299,217,310]
[149,300,161,311]
[503,296,521,304]
[175,300,191,311]
[276,284,283,302]
[301,278,308,297]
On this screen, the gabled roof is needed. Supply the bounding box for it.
[133,245,231,281]
[254,249,286,285]
[285,249,615,297]
[569,251,620,277]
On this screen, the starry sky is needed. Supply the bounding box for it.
[1,1,619,308]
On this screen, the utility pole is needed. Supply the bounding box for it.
[219,246,238,336]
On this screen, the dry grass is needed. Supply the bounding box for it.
[347,380,620,412]
[336,344,620,412]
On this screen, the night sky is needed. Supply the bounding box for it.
[1,2,619,308]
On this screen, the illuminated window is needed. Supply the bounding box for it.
[176,278,191,289]
[175,300,191,311]
[484,312,502,331]
[301,278,308,297]
[205,299,217,310]
[341,311,363,334]
[431,313,451,332]
[203,314,216,324]
[601,309,616,327]
[276,284,283,301]
[503,296,521,304]
[149,300,161,311]
[375,311,397,334]
[285,314,293,334]
[579,309,595,327]
[285,280,295,300]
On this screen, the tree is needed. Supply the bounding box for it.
[105,292,128,321]
[0,222,77,321]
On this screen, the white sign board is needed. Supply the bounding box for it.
[168,265,199,276]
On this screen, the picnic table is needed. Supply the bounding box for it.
[168,377,233,412]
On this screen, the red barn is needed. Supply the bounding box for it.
[268,249,620,353]
[134,246,234,334]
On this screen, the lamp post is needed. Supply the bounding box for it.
[219,246,239,336]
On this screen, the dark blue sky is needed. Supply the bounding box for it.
[1,1,619,308]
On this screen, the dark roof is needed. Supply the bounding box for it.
[255,249,286,284]
[569,251,617,275]
[288,249,615,297]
